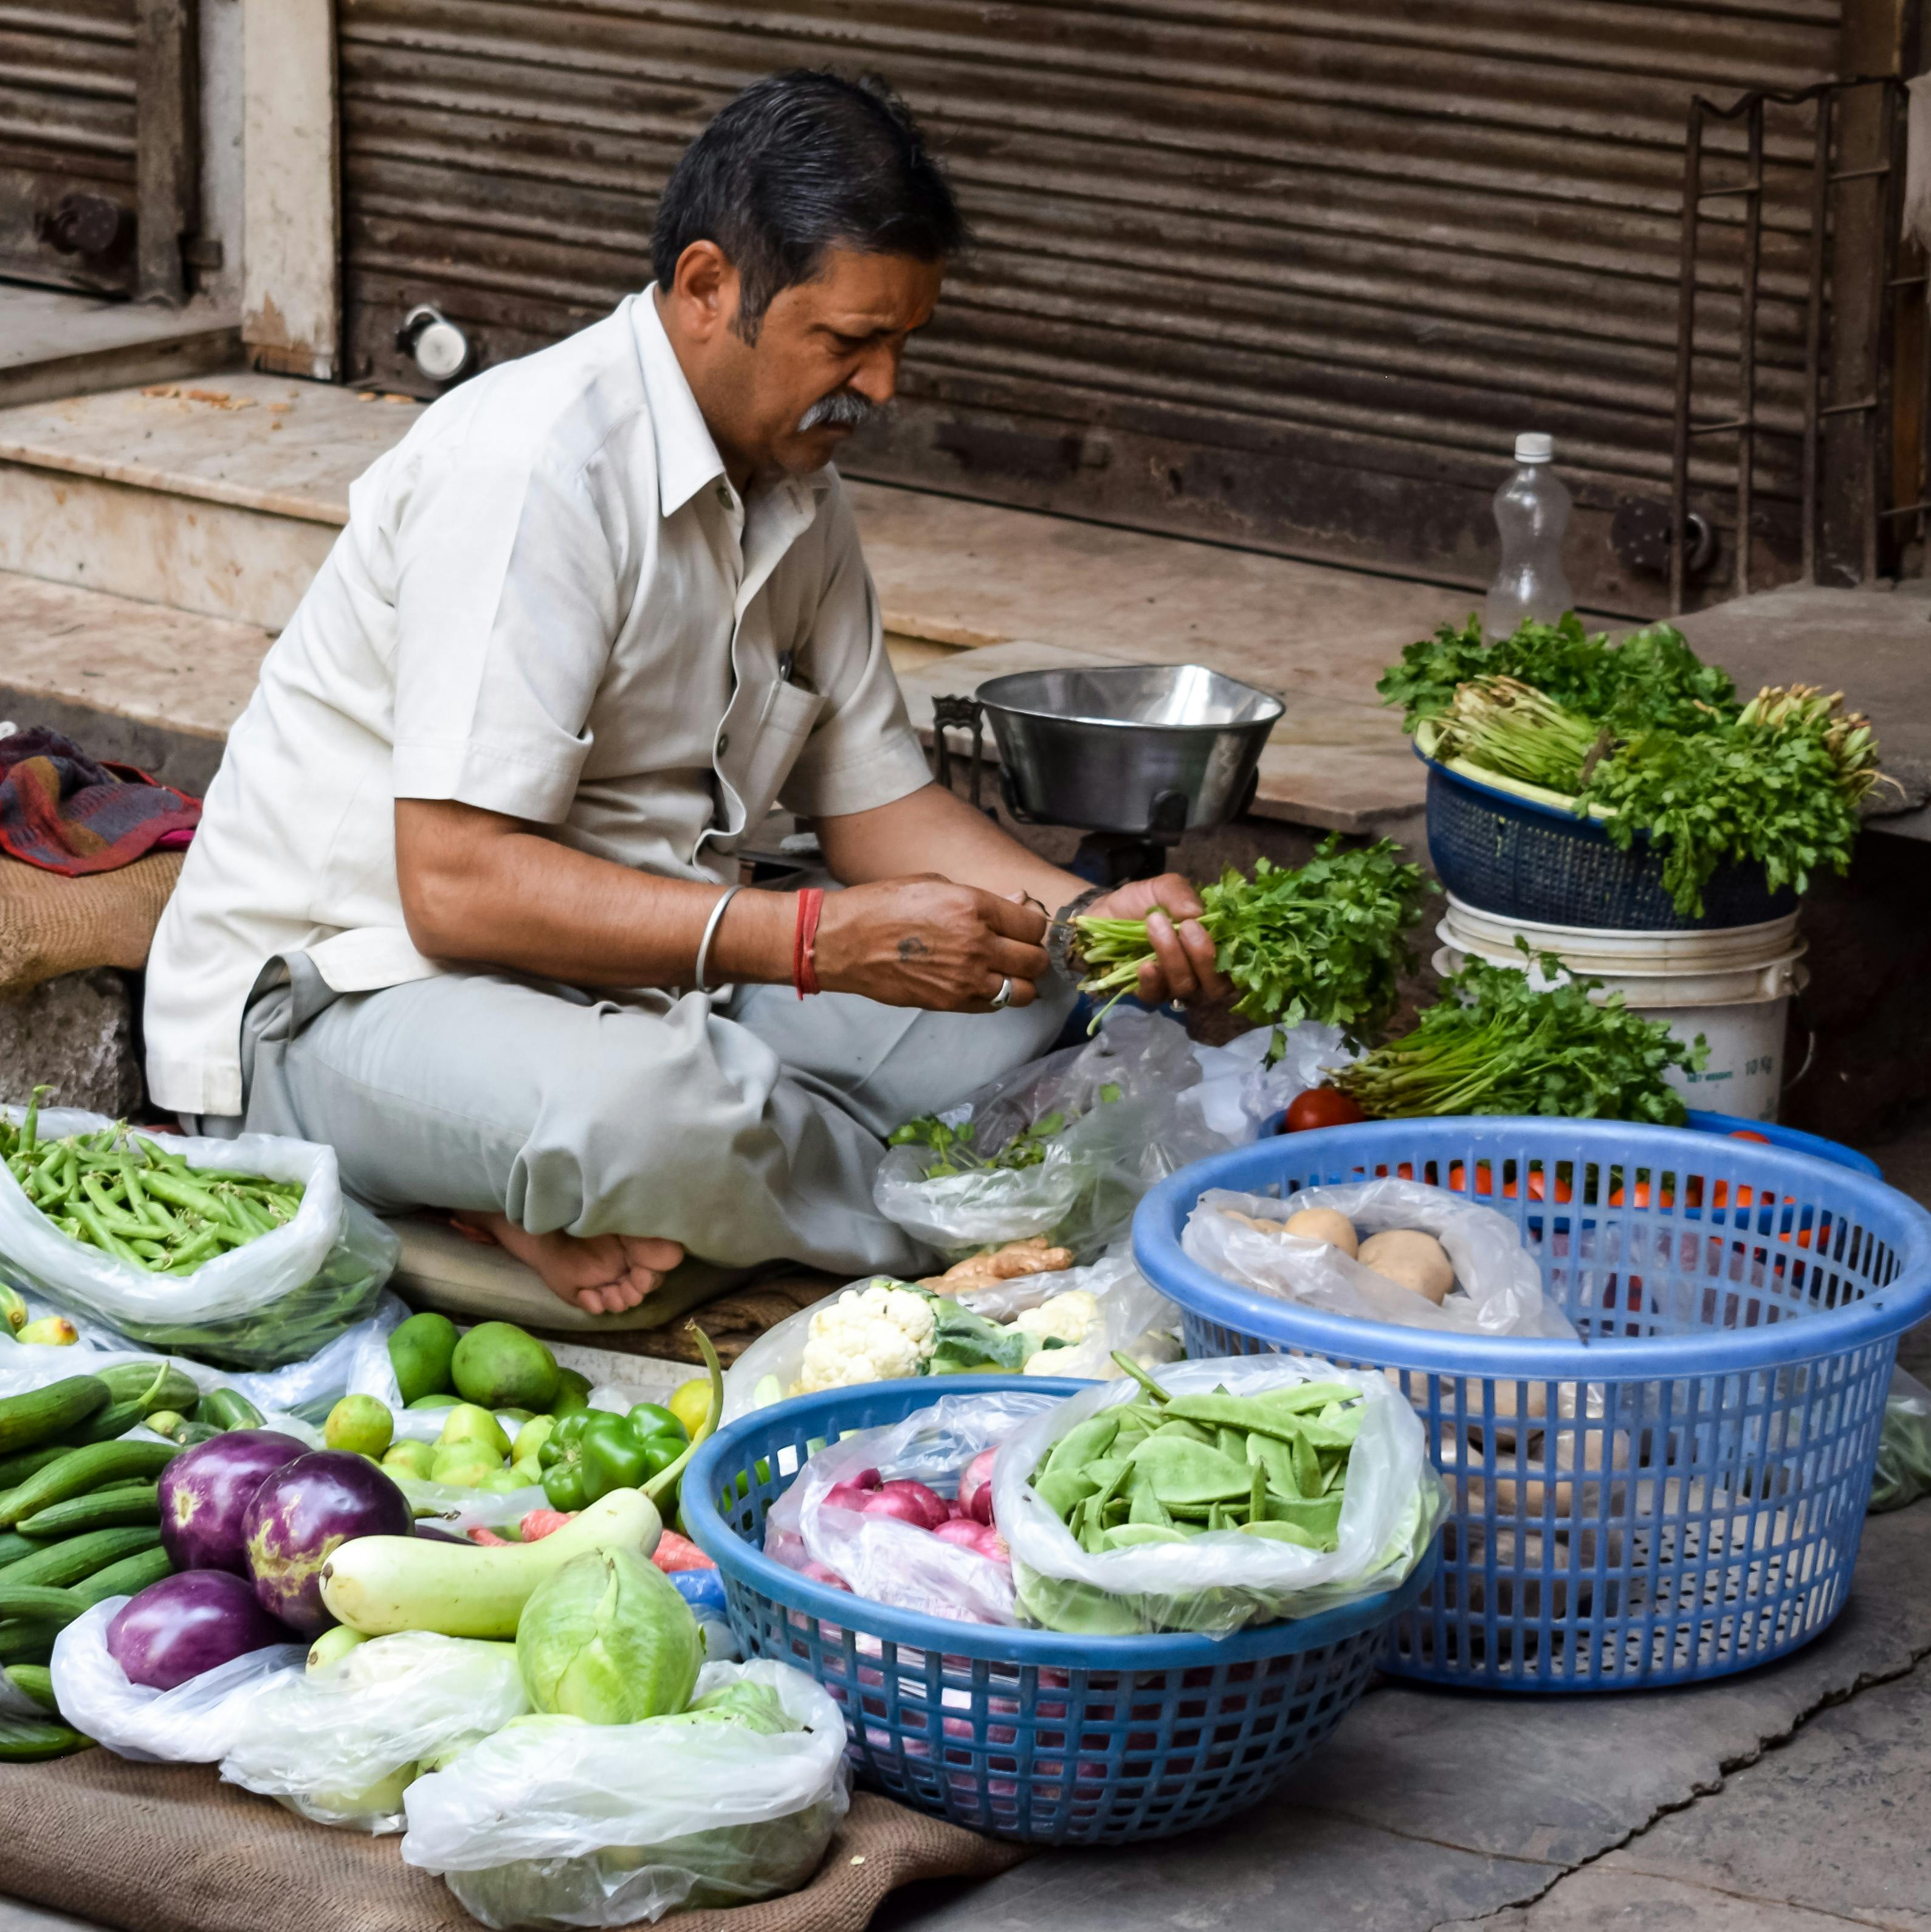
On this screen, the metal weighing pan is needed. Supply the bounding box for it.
[973,664,1283,836]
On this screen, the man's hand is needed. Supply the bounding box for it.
[813,877,1050,1010]
[1080,872,1228,1007]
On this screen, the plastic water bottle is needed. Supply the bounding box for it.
[1484,432,1574,638]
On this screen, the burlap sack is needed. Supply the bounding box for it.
[0,1754,1028,1932]
[0,849,183,994]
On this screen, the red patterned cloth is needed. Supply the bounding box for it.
[0,726,200,876]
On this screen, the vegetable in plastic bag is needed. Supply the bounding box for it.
[872,1012,1237,1261]
[0,1105,398,1370]
[400,1659,848,1930]
[49,1597,303,1763]
[517,1549,703,1724]
[763,1391,1058,1624]
[1870,1366,1931,1514]
[993,1354,1444,1635]
[219,1629,529,1830]
[1182,1178,1578,1339]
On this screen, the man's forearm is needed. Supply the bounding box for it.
[396,799,791,988]
[817,782,1086,911]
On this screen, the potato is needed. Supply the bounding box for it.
[1357,1229,1454,1303]
[1281,1208,1359,1256]
[1219,1208,1286,1235]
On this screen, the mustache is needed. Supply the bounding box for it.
[796,387,882,434]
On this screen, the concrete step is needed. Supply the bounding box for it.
[0,568,270,793]
[0,285,241,411]
[0,370,418,630]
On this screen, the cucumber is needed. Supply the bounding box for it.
[2,1663,56,1713]
[69,1544,173,1608]
[0,1525,162,1590]
[0,1376,109,1455]
[56,1397,146,1449]
[16,1483,159,1538]
[0,1444,72,1492]
[0,1715,92,1761]
[202,1387,265,1431]
[0,1623,52,1667]
[0,1530,46,1570]
[0,1439,177,1528]
[96,1361,200,1417]
[0,1582,83,1627]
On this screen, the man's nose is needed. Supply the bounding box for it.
[847,341,903,407]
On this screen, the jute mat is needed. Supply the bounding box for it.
[0,1755,1028,1932]
[0,849,182,995]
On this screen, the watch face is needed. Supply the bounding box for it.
[413,317,471,381]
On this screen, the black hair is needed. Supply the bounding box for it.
[651,70,969,340]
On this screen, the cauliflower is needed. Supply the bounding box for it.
[1013,1289,1102,1348]
[794,1280,938,1393]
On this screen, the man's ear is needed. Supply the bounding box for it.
[666,240,739,343]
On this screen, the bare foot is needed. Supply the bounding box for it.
[455,1213,684,1316]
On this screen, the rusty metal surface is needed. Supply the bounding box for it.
[0,0,139,296]
[133,0,198,305]
[337,0,1846,610]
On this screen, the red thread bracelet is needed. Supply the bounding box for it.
[793,888,825,998]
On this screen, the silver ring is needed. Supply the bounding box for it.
[988,976,1013,1011]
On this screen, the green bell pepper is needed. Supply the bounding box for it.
[538,1407,690,1511]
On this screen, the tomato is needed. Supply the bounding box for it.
[1282,1088,1366,1133]
[1447,1162,1495,1195]
[1729,1130,1772,1144]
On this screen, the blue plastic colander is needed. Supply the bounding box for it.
[1134,1120,1931,1693]
[683,1375,1437,1844]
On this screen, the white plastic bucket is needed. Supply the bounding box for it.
[1433,894,1806,1123]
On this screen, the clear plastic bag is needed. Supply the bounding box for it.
[872,1012,1238,1262]
[720,1249,1182,1421]
[399,1660,848,1931]
[49,1599,303,1763]
[993,1353,1444,1635]
[1870,1365,1931,1514]
[1182,1178,1578,1339]
[220,1630,531,1831]
[0,1106,398,1369]
[1187,1021,1361,1139]
[763,1390,1058,1624]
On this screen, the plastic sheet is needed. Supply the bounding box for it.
[720,1250,1182,1420]
[993,1353,1444,1635]
[872,1012,1236,1262]
[763,1390,1058,1624]
[1870,1365,1931,1514]
[49,1599,303,1764]
[400,1660,848,1931]
[1182,1178,1577,1339]
[221,1631,531,1831]
[0,1106,397,1368]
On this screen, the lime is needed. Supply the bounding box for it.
[325,1394,394,1458]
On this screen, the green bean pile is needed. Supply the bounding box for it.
[0,1089,302,1275]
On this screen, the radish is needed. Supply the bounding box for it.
[958,1448,997,1527]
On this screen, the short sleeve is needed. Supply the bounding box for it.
[779,484,934,819]
[390,450,621,823]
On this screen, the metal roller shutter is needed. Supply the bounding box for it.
[0,0,139,294]
[337,0,1847,609]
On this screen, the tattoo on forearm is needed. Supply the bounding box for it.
[897,936,929,960]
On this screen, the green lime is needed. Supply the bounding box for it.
[325,1394,394,1458]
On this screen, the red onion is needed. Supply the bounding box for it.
[821,1482,874,1513]
[870,1479,949,1530]
[800,1560,850,1592]
[958,1448,998,1527]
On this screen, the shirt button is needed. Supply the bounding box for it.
[717,733,730,756]
[716,483,732,506]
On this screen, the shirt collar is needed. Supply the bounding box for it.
[631,286,728,517]
[630,288,841,522]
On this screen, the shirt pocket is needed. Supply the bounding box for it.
[730,678,827,835]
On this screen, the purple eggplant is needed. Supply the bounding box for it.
[243,1451,412,1637]
[106,1570,294,1691]
[157,1429,308,1576]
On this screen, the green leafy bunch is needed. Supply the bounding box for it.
[887,1087,1122,1177]
[1072,836,1430,1043]
[1330,946,1704,1126]
[1378,613,1735,735]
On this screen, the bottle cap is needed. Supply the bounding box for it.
[1515,432,1554,463]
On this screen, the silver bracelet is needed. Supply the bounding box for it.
[693,884,744,994]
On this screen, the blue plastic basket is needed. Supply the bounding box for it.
[1685,1109,1882,1181]
[1134,1120,1931,1692]
[1424,754,1798,931]
[683,1375,1437,1844]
